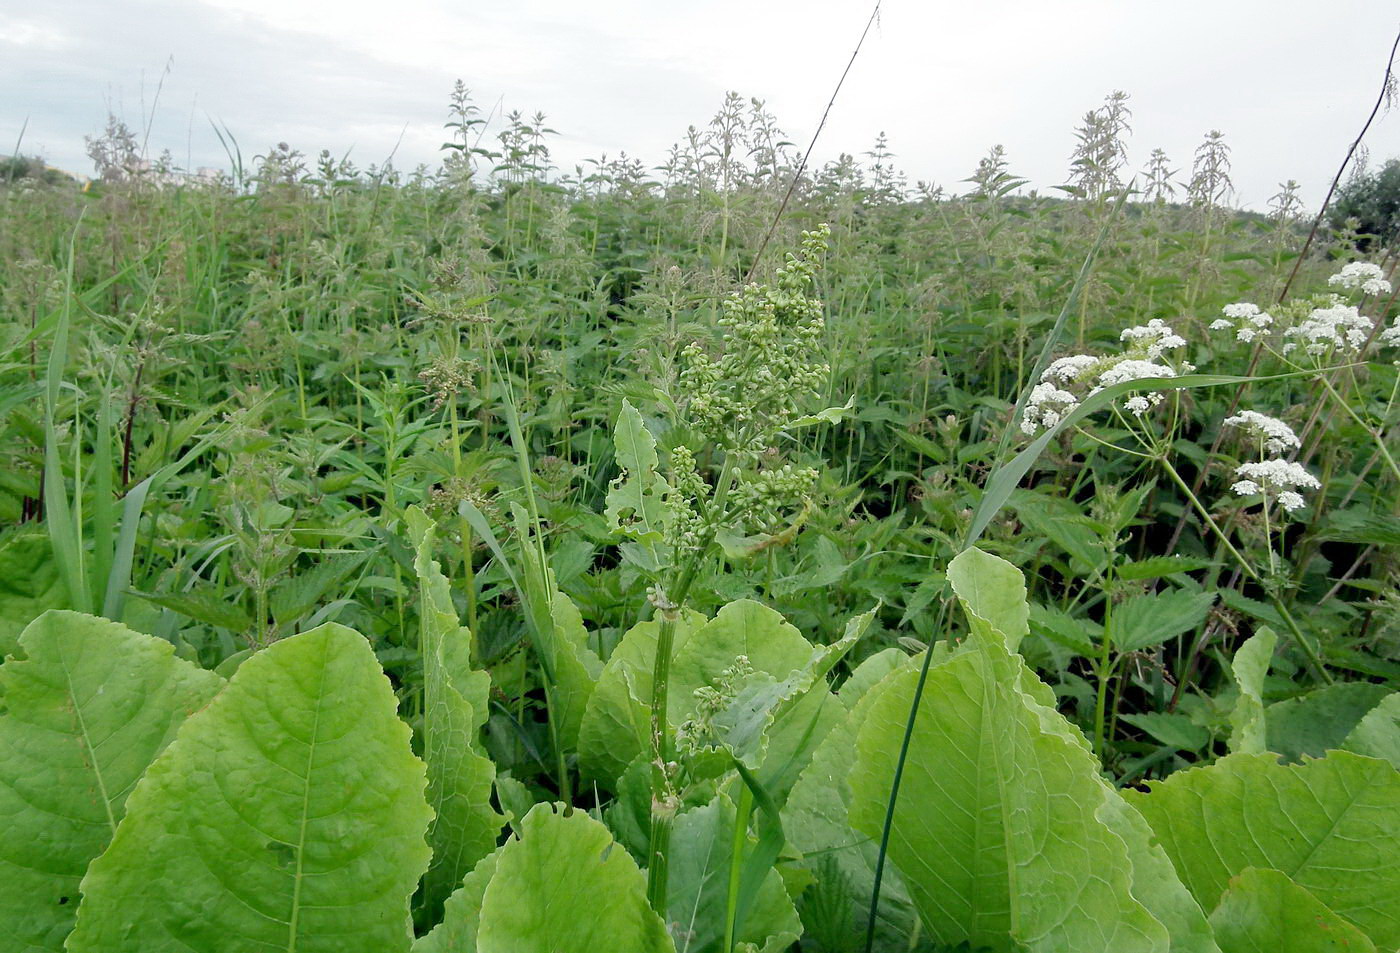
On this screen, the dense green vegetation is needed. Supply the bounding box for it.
[2,89,1398,952]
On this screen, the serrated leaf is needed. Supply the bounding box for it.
[1207,867,1375,953]
[129,586,253,632]
[1228,628,1274,755]
[604,399,671,548]
[406,508,504,925]
[1127,751,1400,948]
[473,804,673,952]
[1113,590,1215,653]
[0,611,224,953]
[847,639,1182,952]
[1028,601,1099,656]
[66,623,433,953]
[268,553,366,626]
[1117,556,1215,581]
[1265,682,1393,762]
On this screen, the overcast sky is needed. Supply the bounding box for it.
[3,0,1399,209]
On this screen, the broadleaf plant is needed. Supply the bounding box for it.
[0,611,223,953]
[65,622,433,953]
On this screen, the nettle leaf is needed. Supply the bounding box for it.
[666,794,801,953]
[130,586,253,632]
[605,399,672,547]
[66,623,433,953]
[1116,556,1216,582]
[466,804,673,953]
[407,508,504,924]
[1208,867,1375,953]
[0,532,66,658]
[1265,682,1394,762]
[1343,692,1400,768]
[1113,589,1216,653]
[1227,628,1275,755]
[846,639,1205,953]
[0,611,224,953]
[1028,602,1100,657]
[948,546,1029,652]
[1128,751,1400,948]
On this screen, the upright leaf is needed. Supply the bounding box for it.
[413,848,502,953]
[605,399,672,548]
[947,546,1028,652]
[67,623,433,953]
[1128,751,1400,948]
[784,660,920,950]
[1227,628,1275,755]
[407,508,504,924]
[847,639,1179,952]
[0,611,223,953]
[474,804,673,953]
[666,794,801,953]
[578,611,706,787]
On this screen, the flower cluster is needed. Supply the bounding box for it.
[1119,318,1186,359]
[679,225,830,454]
[1021,382,1079,434]
[1280,300,1374,356]
[1230,459,1320,513]
[1209,261,1398,359]
[1328,261,1391,297]
[1209,302,1274,343]
[1021,321,1191,434]
[1222,411,1300,455]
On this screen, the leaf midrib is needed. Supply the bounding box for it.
[286,633,331,953]
[59,651,118,837]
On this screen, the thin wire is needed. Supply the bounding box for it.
[743,0,883,284]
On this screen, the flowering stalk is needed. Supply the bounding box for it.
[1155,454,1332,683]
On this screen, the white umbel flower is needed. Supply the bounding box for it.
[1276,491,1307,513]
[1120,319,1187,359]
[1021,382,1079,435]
[1282,302,1374,356]
[1041,354,1100,385]
[1234,459,1321,492]
[1094,359,1177,389]
[1378,319,1400,348]
[1223,411,1301,454]
[1329,261,1391,297]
